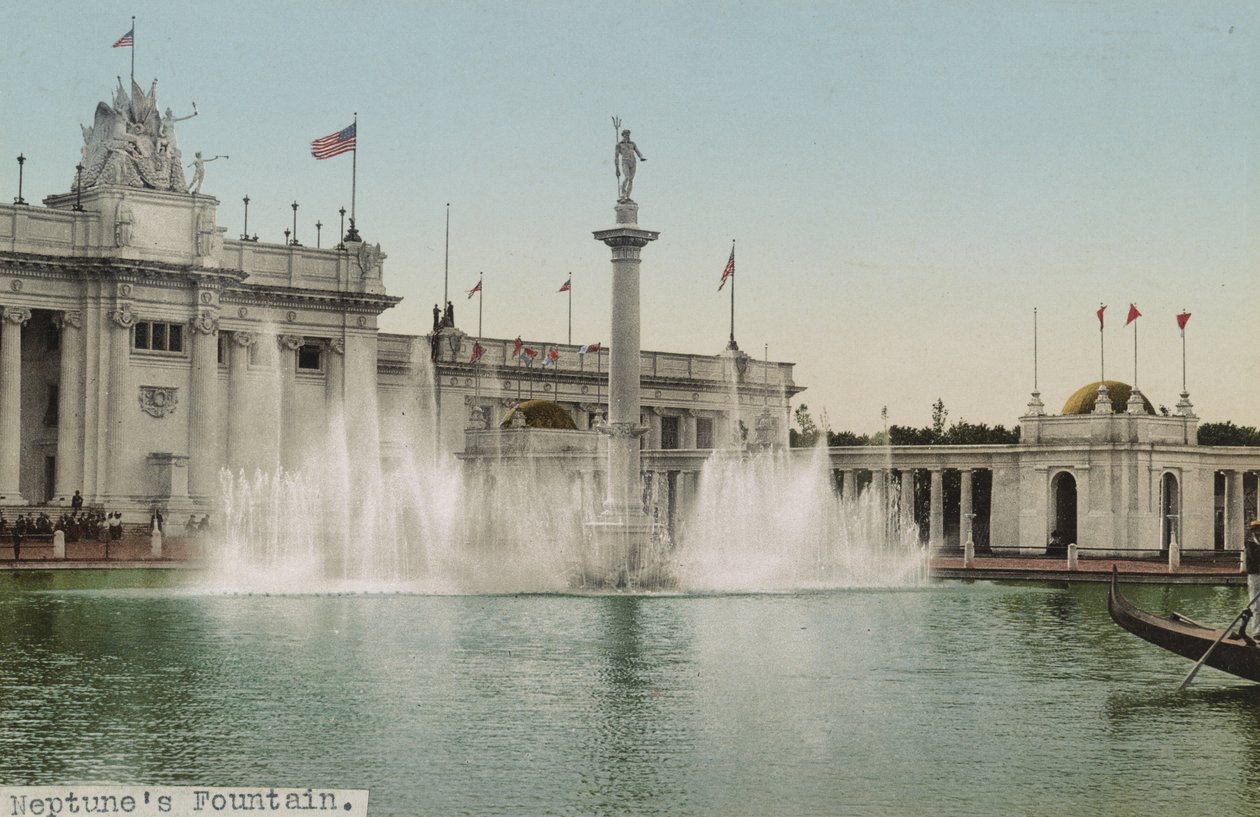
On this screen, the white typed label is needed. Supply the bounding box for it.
[2,787,368,816]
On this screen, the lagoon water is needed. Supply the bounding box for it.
[1,572,1258,817]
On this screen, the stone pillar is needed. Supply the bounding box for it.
[682,412,697,449]
[53,311,84,500]
[187,310,220,499]
[900,469,915,533]
[0,307,30,503]
[326,337,346,414]
[959,468,974,551]
[277,334,305,471]
[1226,470,1245,551]
[839,469,854,502]
[929,468,945,549]
[105,304,136,501]
[647,408,662,451]
[592,202,658,522]
[227,330,256,472]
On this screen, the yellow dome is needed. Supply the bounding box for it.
[500,400,578,430]
[1061,381,1155,415]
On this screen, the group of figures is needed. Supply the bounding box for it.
[77,77,222,194]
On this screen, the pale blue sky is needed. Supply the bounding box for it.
[4,1,1257,431]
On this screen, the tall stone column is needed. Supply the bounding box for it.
[682,412,697,449]
[326,338,345,410]
[105,304,137,502]
[900,469,915,533]
[929,468,945,549]
[592,202,658,523]
[1226,470,1245,551]
[188,310,220,499]
[959,468,974,549]
[227,330,256,472]
[277,334,305,471]
[0,307,31,503]
[53,310,84,499]
[839,469,854,501]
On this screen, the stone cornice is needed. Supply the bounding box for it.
[220,283,402,315]
[0,250,249,285]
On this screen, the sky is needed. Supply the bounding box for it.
[3,1,1258,434]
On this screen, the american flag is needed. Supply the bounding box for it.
[311,123,356,160]
[467,279,482,299]
[558,278,571,293]
[578,342,600,355]
[719,245,735,291]
[112,28,134,48]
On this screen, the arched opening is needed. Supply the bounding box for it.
[1049,471,1077,554]
[1161,472,1180,551]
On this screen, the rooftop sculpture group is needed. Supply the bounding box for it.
[77,78,212,194]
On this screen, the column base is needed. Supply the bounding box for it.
[0,491,26,508]
[580,513,676,591]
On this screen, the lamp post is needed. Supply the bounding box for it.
[14,155,27,205]
[337,207,346,251]
[242,195,251,240]
[315,220,322,249]
[73,164,84,211]
[290,201,300,246]
[284,228,291,244]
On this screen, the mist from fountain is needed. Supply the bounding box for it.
[208,341,926,595]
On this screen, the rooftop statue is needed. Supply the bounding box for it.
[77,77,196,193]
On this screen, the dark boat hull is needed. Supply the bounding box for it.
[1108,570,1260,683]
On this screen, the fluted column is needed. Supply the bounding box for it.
[53,310,84,499]
[105,304,137,501]
[326,337,345,412]
[840,469,854,501]
[959,468,974,550]
[682,412,697,449]
[187,310,220,499]
[929,469,945,549]
[227,330,256,472]
[278,334,305,471]
[0,307,31,502]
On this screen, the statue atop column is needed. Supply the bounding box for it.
[613,117,646,202]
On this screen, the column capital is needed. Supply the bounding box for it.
[278,333,306,352]
[231,330,257,347]
[52,310,82,330]
[109,305,137,330]
[2,307,31,326]
[189,310,220,335]
[327,337,346,355]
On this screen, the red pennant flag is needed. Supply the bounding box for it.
[548,347,559,365]
[718,246,735,291]
[1125,303,1141,326]
[578,342,601,355]
[558,279,571,293]
[522,347,538,366]
[512,336,523,358]
[1176,311,1191,335]
[466,279,482,299]
[469,342,485,364]
[1096,304,1106,331]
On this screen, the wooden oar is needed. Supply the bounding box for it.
[1179,587,1260,690]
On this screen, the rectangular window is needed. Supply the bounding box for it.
[661,416,680,450]
[217,333,228,365]
[297,343,323,372]
[133,321,187,354]
[696,418,714,449]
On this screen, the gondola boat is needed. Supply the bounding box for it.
[1107,568,1260,684]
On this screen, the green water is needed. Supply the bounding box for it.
[0,572,1258,816]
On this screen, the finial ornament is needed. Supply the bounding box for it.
[612,116,646,203]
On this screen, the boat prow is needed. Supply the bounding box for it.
[1108,567,1260,684]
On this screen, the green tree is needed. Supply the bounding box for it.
[931,398,949,440]
[1198,421,1260,446]
[790,403,821,448]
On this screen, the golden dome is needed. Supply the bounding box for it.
[1061,381,1155,415]
[500,399,578,430]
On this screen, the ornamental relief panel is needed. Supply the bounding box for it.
[139,386,178,418]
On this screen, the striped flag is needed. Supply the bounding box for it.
[542,347,559,367]
[522,347,538,366]
[578,342,601,355]
[112,28,134,48]
[718,246,735,291]
[310,123,356,160]
[1176,311,1191,336]
[512,336,523,358]
[466,279,482,299]
[558,278,571,293]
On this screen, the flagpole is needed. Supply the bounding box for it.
[477,273,483,337]
[130,16,135,86]
[728,240,737,350]
[1133,306,1139,389]
[1099,303,1105,384]
[443,203,450,307]
[349,113,358,239]
[1181,311,1187,393]
[1033,307,1038,392]
[567,274,572,346]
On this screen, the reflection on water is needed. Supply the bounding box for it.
[0,578,1259,816]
